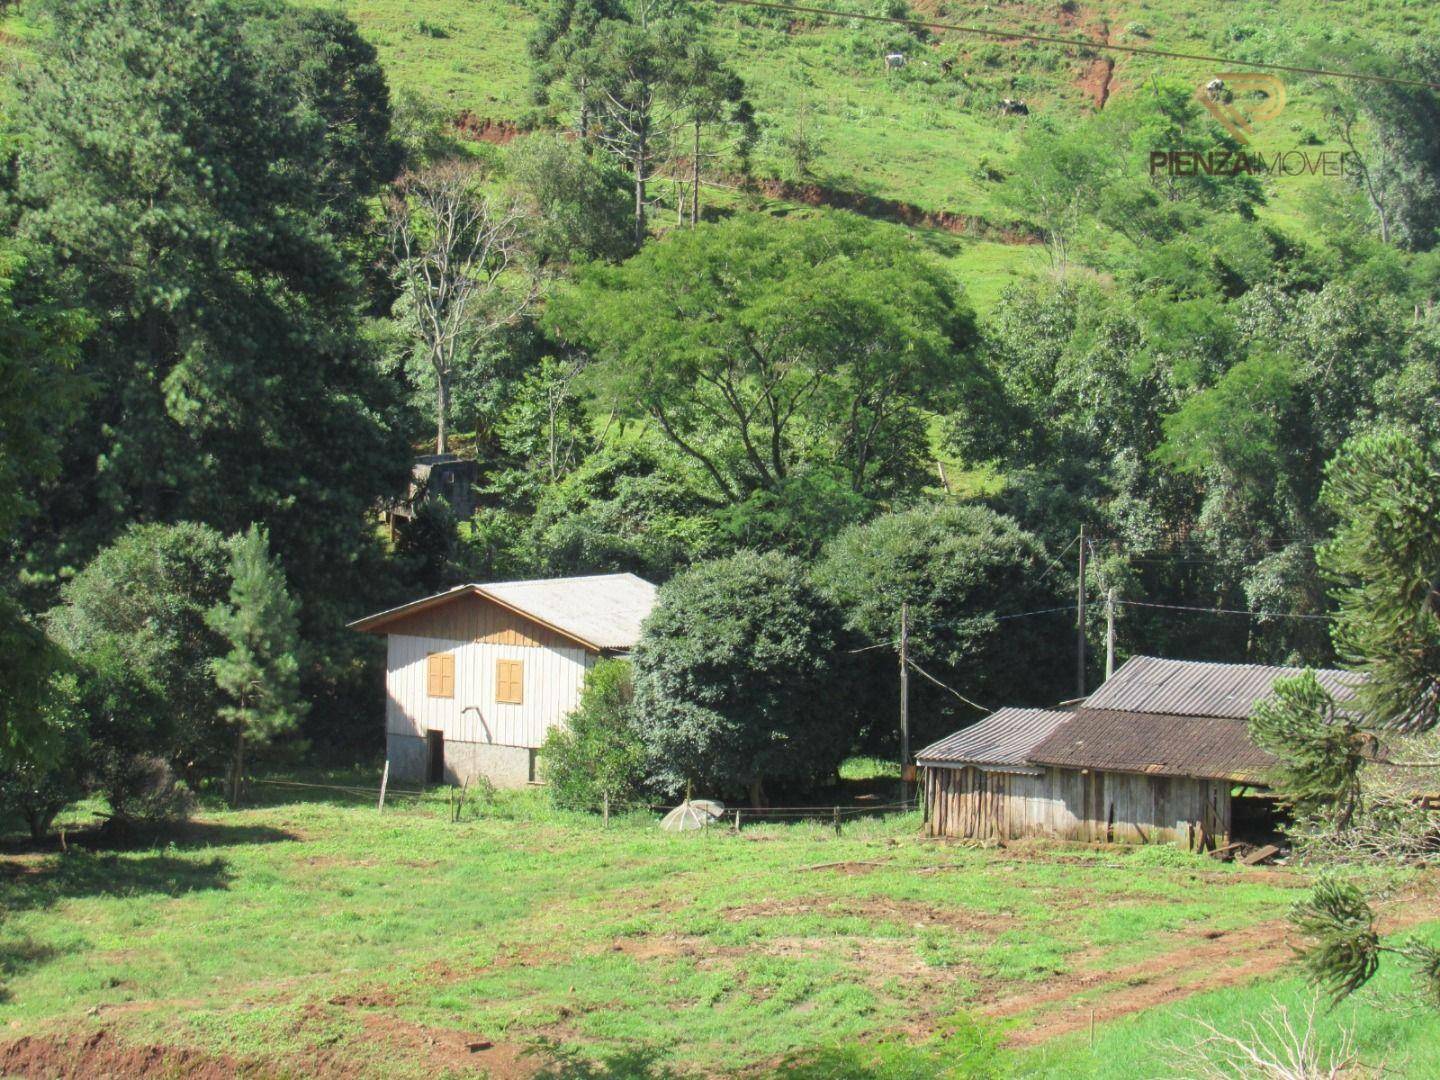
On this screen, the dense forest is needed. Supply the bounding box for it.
[1,0,1438,830]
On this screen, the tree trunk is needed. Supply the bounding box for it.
[748,777,766,809]
[230,729,246,808]
[633,123,648,246]
[691,121,701,226]
[435,370,450,455]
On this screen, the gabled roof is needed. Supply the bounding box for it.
[349,573,657,652]
[919,656,1371,784]
[1083,655,1363,720]
[1028,708,1278,783]
[915,708,1074,770]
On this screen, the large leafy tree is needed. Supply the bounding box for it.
[813,502,1069,748]
[11,0,409,647]
[549,212,976,504]
[633,550,851,804]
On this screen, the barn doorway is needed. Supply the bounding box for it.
[426,730,445,784]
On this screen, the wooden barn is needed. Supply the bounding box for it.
[918,656,1365,849]
[350,573,656,787]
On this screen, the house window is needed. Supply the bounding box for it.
[426,653,455,699]
[496,659,524,705]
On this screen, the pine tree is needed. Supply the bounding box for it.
[12,0,410,662]
[206,526,307,805]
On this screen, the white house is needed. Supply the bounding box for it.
[350,573,657,787]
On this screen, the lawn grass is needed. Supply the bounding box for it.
[5,767,1431,1076]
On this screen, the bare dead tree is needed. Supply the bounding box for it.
[1163,997,1364,1080]
[388,161,538,455]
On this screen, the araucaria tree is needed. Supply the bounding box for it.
[1320,427,1440,733]
[207,526,307,805]
[1280,429,1440,1009]
[1248,671,1370,830]
[548,212,976,503]
[531,0,753,241]
[632,551,851,805]
[388,161,538,454]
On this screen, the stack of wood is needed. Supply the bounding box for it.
[1208,840,1283,866]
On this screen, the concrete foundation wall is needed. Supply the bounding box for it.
[387,732,536,789]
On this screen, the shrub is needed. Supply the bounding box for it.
[97,753,195,836]
[541,659,647,813]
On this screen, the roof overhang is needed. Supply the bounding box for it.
[348,585,605,652]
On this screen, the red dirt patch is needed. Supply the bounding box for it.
[983,918,1296,1048]
[454,113,524,144]
[984,878,1440,1048]
[724,894,1004,935]
[1079,55,1114,109]
[0,1030,242,1079]
[328,989,401,1008]
[355,1014,540,1078]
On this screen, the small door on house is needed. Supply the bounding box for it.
[426,729,444,784]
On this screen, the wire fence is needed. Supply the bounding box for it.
[239,772,918,833]
[648,799,920,834]
[242,776,427,803]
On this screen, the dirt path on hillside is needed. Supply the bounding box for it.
[985,878,1440,1048]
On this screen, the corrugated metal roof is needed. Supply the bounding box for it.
[1083,655,1365,719]
[1028,708,1278,782]
[915,708,1076,768]
[349,573,656,651]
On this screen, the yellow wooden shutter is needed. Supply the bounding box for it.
[427,653,455,699]
[496,659,523,704]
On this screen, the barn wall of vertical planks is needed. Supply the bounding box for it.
[923,764,1230,849]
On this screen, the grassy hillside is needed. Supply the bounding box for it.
[3,775,1436,1076]
[6,0,1434,307]
[312,0,1437,220]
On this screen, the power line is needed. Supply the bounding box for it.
[1037,532,1081,585]
[905,657,989,713]
[996,604,1077,621]
[705,0,1440,90]
[1114,598,1336,621]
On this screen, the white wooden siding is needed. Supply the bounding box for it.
[386,633,597,749]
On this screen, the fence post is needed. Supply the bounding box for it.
[377,760,390,812]
[734,808,742,833]
[833,806,841,837]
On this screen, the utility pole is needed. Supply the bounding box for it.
[1076,525,1087,698]
[899,602,910,799]
[1105,586,1116,681]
